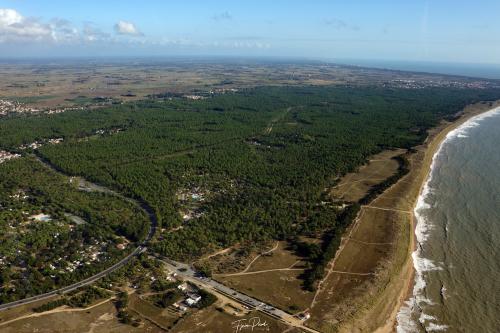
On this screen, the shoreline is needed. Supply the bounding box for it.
[341,100,500,333]
[394,102,500,332]
[390,101,500,332]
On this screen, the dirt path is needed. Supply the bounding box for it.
[310,158,413,310]
[166,225,184,233]
[337,102,500,333]
[0,297,115,328]
[241,241,279,273]
[263,107,292,135]
[348,238,394,246]
[362,205,412,214]
[198,247,232,261]
[218,267,304,277]
[309,206,366,308]
[332,177,386,190]
[214,242,281,277]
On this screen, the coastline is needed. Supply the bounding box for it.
[338,100,500,333]
[389,101,500,332]
[394,101,500,332]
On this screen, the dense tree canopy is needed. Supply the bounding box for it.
[1,85,498,265]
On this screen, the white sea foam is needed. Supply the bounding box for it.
[396,300,419,333]
[427,323,449,331]
[445,106,500,141]
[396,106,500,332]
[440,285,447,299]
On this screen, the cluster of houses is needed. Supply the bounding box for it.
[0,98,84,117]
[176,187,208,222]
[9,190,29,201]
[183,95,205,100]
[182,88,238,101]
[173,283,203,312]
[297,312,311,321]
[0,150,21,164]
[0,99,39,116]
[46,242,108,274]
[18,137,64,150]
[45,106,84,115]
[385,79,495,90]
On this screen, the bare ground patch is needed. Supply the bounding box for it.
[219,270,314,312]
[331,149,405,203]
[171,306,291,333]
[0,300,161,333]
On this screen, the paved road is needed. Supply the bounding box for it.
[0,156,317,332]
[0,156,156,312]
[157,257,319,333]
[0,246,146,311]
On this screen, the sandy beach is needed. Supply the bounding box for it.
[336,100,500,333]
[388,101,500,332]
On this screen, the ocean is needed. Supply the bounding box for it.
[397,107,500,333]
[331,59,500,80]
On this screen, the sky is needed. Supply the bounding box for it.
[0,0,499,64]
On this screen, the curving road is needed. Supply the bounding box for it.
[0,155,317,332]
[0,156,157,312]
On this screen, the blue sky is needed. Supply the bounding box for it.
[0,0,499,64]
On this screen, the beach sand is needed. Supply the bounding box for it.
[336,100,500,333]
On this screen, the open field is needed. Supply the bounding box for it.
[0,296,61,325]
[128,293,180,331]
[307,149,413,331]
[1,59,496,109]
[0,298,162,333]
[171,306,295,333]
[219,270,313,313]
[330,149,405,203]
[214,241,313,312]
[193,242,276,275]
[243,241,305,273]
[308,100,500,333]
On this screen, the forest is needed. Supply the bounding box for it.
[1,85,498,268]
[0,157,149,304]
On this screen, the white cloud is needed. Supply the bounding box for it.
[0,8,22,25]
[0,8,83,43]
[0,8,53,42]
[0,8,271,55]
[83,22,110,42]
[114,20,143,36]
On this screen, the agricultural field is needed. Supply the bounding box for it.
[1,59,496,110]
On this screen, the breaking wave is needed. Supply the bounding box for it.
[396,106,500,333]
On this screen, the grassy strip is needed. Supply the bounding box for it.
[32,286,111,312]
[359,153,410,205]
[301,204,360,291]
[300,153,410,291]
